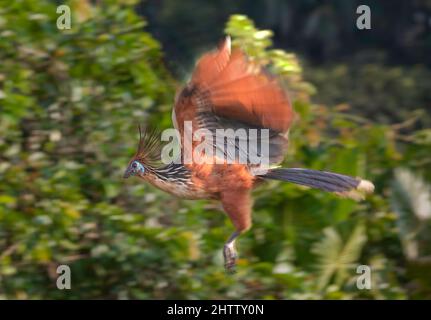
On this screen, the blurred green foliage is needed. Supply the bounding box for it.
[1,2,431,299]
[307,62,431,127]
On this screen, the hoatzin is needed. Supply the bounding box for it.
[124,37,374,273]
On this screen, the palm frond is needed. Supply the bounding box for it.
[392,168,431,221]
[312,223,367,291]
[391,168,431,260]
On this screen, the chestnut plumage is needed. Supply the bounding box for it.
[124,37,374,272]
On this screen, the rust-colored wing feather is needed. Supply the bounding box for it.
[174,37,293,134]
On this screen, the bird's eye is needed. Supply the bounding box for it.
[132,162,137,168]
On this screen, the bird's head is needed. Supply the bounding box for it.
[123,159,146,179]
[123,125,161,179]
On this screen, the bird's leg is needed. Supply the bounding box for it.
[223,231,240,274]
[221,189,252,274]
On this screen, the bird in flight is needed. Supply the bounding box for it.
[123,37,374,273]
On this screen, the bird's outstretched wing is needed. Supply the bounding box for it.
[173,37,293,165]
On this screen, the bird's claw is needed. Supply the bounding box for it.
[223,243,238,274]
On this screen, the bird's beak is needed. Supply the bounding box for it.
[123,169,131,179]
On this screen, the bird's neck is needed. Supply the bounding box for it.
[143,163,194,197]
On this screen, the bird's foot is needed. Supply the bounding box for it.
[223,242,238,274]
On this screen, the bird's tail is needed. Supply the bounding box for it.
[260,168,374,200]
